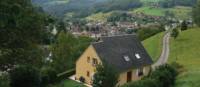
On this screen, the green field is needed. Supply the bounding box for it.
[168,28,200,87]
[168,6,192,20]
[50,79,86,87]
[86,12,112,22]
[131,6,166,16]
[44,0,69,5]
[143,32,164,61]
[140,0,163,3]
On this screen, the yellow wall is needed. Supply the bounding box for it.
[76,45,101,84]
[117,66,151,86]
[76,45,151,86]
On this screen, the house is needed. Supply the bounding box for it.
[75,34,153,86]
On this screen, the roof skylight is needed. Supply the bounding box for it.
[124,56,130,62]
[135,54,141,59]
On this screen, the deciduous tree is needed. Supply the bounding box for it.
[192,0,200,26]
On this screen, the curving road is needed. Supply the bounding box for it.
[152,32,170,69]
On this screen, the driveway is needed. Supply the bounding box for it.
[152,32,170,68]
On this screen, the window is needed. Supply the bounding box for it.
[137,67,144,77]
[92,58,98,66]
[87,56,90,63]
[123,55,130,62]
[87,71,90,77]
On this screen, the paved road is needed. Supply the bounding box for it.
[152,32,170,68]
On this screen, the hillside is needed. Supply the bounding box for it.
[168,28,200,87]
[143,32,164,61]
[168,6,192,20]
[143,28,200,87]
[32,0,142,18]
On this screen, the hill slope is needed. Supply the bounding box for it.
[143,32,164,61]
[168,28,200,87]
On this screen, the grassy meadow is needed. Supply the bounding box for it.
[168,28,200,87]
[168,6,192,20]
[131,6,166,16]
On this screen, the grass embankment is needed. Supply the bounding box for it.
[143,32,164,61]
[168,28,200,87]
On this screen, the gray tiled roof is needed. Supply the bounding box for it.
[92,34,153,73]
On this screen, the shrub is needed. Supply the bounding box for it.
[0,73,10,87]
[10,65,41,87]
[122,64,178,87]
[150,64,178,87]
[122,78,159,87]
[41,67,57,86]
[93,64,119,87]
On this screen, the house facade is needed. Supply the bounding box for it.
[76,35,153,86]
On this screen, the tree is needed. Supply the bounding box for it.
[171,28,179,39]
[51,31,77,73]
[0,0,47,71]
[10,65,41,87]
[181,20,188,31]
[193,0,200,26]
[93,64,119,87]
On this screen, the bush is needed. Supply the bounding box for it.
[41,67,57,86]
[150,64,178,87]
[0,73,10,87]
[122,64,178,87]
[122,78,159,87]
[10,65,41,87]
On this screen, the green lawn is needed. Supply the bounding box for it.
[168,28,200,87]
[50,79,86,87]
[131,6,166,16]
[86,12,113,22]
[168,6,192,20]
[143,32,164,62]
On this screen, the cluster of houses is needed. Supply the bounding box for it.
[68,12,169,38]
[69,21,142,38]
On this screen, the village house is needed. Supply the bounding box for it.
[75,34,153,86]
